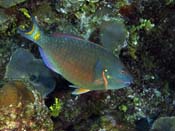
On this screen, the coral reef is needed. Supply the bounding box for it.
[0,9,16,36]
[0,80,34,107]
[0,0,175,130]
[0,80,53,130]
[53,0,127,40]
[0,9,11,27]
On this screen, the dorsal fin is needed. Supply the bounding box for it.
[52,33,84,41]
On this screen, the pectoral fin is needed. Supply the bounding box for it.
[94,60,103,80]
[72,88,90,95]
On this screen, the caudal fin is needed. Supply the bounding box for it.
[18,14,42,44]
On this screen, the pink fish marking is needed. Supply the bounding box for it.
[102,70,108,90]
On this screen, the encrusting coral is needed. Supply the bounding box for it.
[0,80,53,131]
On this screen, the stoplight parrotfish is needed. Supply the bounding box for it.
[18,16,133,95]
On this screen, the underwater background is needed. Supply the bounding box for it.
[0,0,175,131]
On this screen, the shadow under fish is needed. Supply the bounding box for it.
[4,48,56,98]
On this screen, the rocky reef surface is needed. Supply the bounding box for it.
[0,0,175,131]
[0,80,53,130]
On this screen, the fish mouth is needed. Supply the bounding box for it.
[124,75,133,86]
[124,81,132,86]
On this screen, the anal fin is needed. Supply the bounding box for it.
[72,88,90,95]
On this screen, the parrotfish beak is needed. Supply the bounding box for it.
[124,73,133,86]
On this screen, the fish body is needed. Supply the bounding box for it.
[18,16,133,94]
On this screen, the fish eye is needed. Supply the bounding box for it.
[29,74,39,83]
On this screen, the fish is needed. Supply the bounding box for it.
[99,21,127,56]
[18,16,133,95]
[5,48,56,98]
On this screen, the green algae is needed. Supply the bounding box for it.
[119,104,128,113]
[127,18,155,59]
[49,97,63,117]
[54,0,126,40]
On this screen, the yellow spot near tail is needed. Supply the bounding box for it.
[102,70,108,90]
[34,31,41,41]
[26,25,35,35]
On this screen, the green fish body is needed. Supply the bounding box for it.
[18,16,133,95]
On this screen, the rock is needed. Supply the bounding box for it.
[0,39,14,80]
[0,0,26,8]
[0,80,53,130]
[150,116,175,131]
[0,9,14,33]
[0,80,34,107]
[0,9,9,25]
[135,117,151,131]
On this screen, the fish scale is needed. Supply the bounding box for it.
[41,37,114,89]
